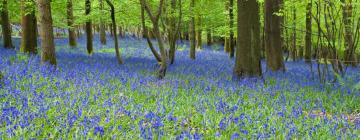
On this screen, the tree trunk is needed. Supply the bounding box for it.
[291,7,297,61]
[224,37,230,53]
[342,0,355,66]
[264,0,285,71]
[67,0,77,47]
[37,0,57,65]
[99,0,107,45]
[196,15,202,49]
[140,3,161,62]
[1,0,13,49]
[189,0,196,59]
[105,0,123,64]
[234,0,262,78]
[207,28,212,46]
[168,0,181,65]
[229,0,235,58]
[118,26,124,38]
[304,0,312,63]
[141,0,167,79]
[85,0,93,54]
[20,0,37,54]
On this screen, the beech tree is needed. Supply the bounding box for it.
[265,0,285,71]
[229,0,235,58]
[85,0,93,54]
[189,0,196,59]
[1,0,13,49]
[37,0,56,65]
[140,0,168,79]
[233,0,262,78]
[140,3,161,62]
[20,0,37,54]
[67,0,77,47]
[304,0,312,63]
[105,0,123,64]
[100,0,107,45]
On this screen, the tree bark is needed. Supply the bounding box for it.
[20,0,37,54]
[37,0,56,65]
[342,0,355,66]
[304,0,312,63]
[189,0,196,59]
[99,0,107,45]
[168,0,182,64]
[224,37,230,53]
[140,3,161,62]
[196,15,202,49]
[1,0,13,49]
[229,0,235,58]
[207,28,212,46]
[233,0,262,78]
[67,0,77,47]
[105,0,123,64]
[291,7,297,61]
[85,0,93,54]
[141,0,167,79]
[264,0,285,71]
[118,26,124,38]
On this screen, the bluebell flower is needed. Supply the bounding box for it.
[231,133,239,140]
[94,126,105,136]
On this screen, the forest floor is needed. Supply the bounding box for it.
[0,35,359,139]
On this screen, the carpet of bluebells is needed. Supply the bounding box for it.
[0,35,360,139]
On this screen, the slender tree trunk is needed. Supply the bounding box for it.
[99,0,107,45]
[140,3,161,62]
[234,0,262,78]
[141,0,167,79]
[67,0,77,47]
[37,0,56,65]
[189,0,196,59]
[1,0,13,49]
[85,0,93,54]
[304,0,312,63]
[20,0,37,54]
[168,0,182,65]
[229,0,235,58]
[118,26,124,38]
[207,28,212,46]
[105,0,123,64]
[196,15,202,49]
[291,7,297,61]
[342,0,355,66]
[265,0,285,71]
[224,37,230,53]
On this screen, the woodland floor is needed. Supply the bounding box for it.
[0,35,359,139]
